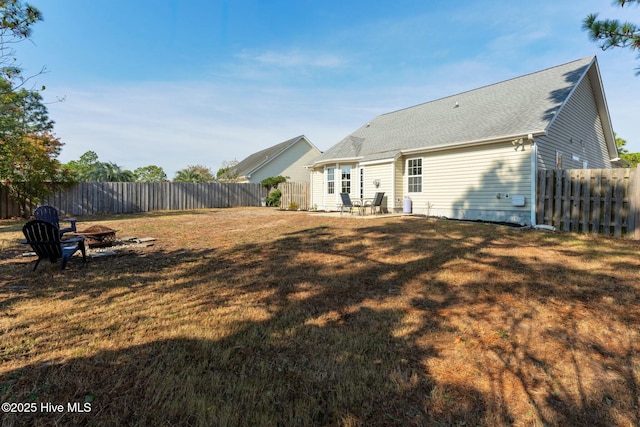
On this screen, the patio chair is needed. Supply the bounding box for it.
[339,193,362,216]
[34,205,77,237]
[367,192,385,215]
[22,220,87,271]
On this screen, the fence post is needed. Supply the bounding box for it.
[535,170,543,224]
[613,170,624,238]
[602,170,613,237]
[631,167,640,240]
[581,169,591,233]
[592,171,602,235]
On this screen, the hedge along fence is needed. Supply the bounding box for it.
[536,168,640,239]
[0,182,269,218]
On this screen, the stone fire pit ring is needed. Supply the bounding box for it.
[73,225,118,248]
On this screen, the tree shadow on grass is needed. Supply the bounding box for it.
[1,314,488,426]
[1,216,639,425]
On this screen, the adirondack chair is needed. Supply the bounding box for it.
[22,220,87,271]
[367,192,385,215]
[34,205,77,237]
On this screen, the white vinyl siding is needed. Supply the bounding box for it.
[361,161,394,212]
[310,169,325,209]
[402,142,532,224]
[362,162,393,198]
[537,73,611,170]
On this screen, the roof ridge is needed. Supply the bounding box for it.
[251,135,304,158]
[379,57,594,117]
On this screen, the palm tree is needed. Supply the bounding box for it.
[173,165,214,183]
[84,162,135,182]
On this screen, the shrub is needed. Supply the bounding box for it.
[261,176,287,190]
[265,189,282,207]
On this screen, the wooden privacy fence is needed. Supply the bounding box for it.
[279,182,310,210]
[536,168,640,239]
[0,185,22,218]
[0,182,268,218]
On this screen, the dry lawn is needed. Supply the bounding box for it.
[1,207,639,426]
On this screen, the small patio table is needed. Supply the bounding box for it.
[356,198,374,216]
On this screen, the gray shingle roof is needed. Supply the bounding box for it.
[313,57,595,164]
[228,135,311,179]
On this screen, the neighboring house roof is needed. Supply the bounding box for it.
[227,135,319,180]
[312,56,617,165]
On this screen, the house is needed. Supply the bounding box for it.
[225,135,321,184]
[308,56,623,225]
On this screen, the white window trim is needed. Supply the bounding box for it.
[326,166,335,195]
[407,157,423,193]
[341,165,352,194]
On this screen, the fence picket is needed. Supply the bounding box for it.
[630,167,640,239]
[279,182,309,210]
[570,170,581,232]
[536,170,546,224]
[1,182,267,218]
[553,171,562,228]
[613,170,624,238]
[592,173,602,234]
[602,170,612,235]
[535,168,638,239]
[633,167,640,240]
[561,171,571,231]
[581,169,591,233]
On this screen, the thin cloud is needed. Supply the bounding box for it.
[46,81,379,177]
[236,48,347,70]
[251,50,345,68]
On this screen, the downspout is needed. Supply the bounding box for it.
[390,162,395,213]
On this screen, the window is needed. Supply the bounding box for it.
[341,166,351,194]
[407,158,422,193]
[327,167,335,194]
[359,167,364,199]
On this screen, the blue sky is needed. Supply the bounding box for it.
[16,0,640,178]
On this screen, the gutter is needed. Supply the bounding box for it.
[310,157,363,168]
[400,131,547,155]
[312,132,549,167]
[611,157,630,168]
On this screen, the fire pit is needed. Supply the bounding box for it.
[73,225,118,248]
